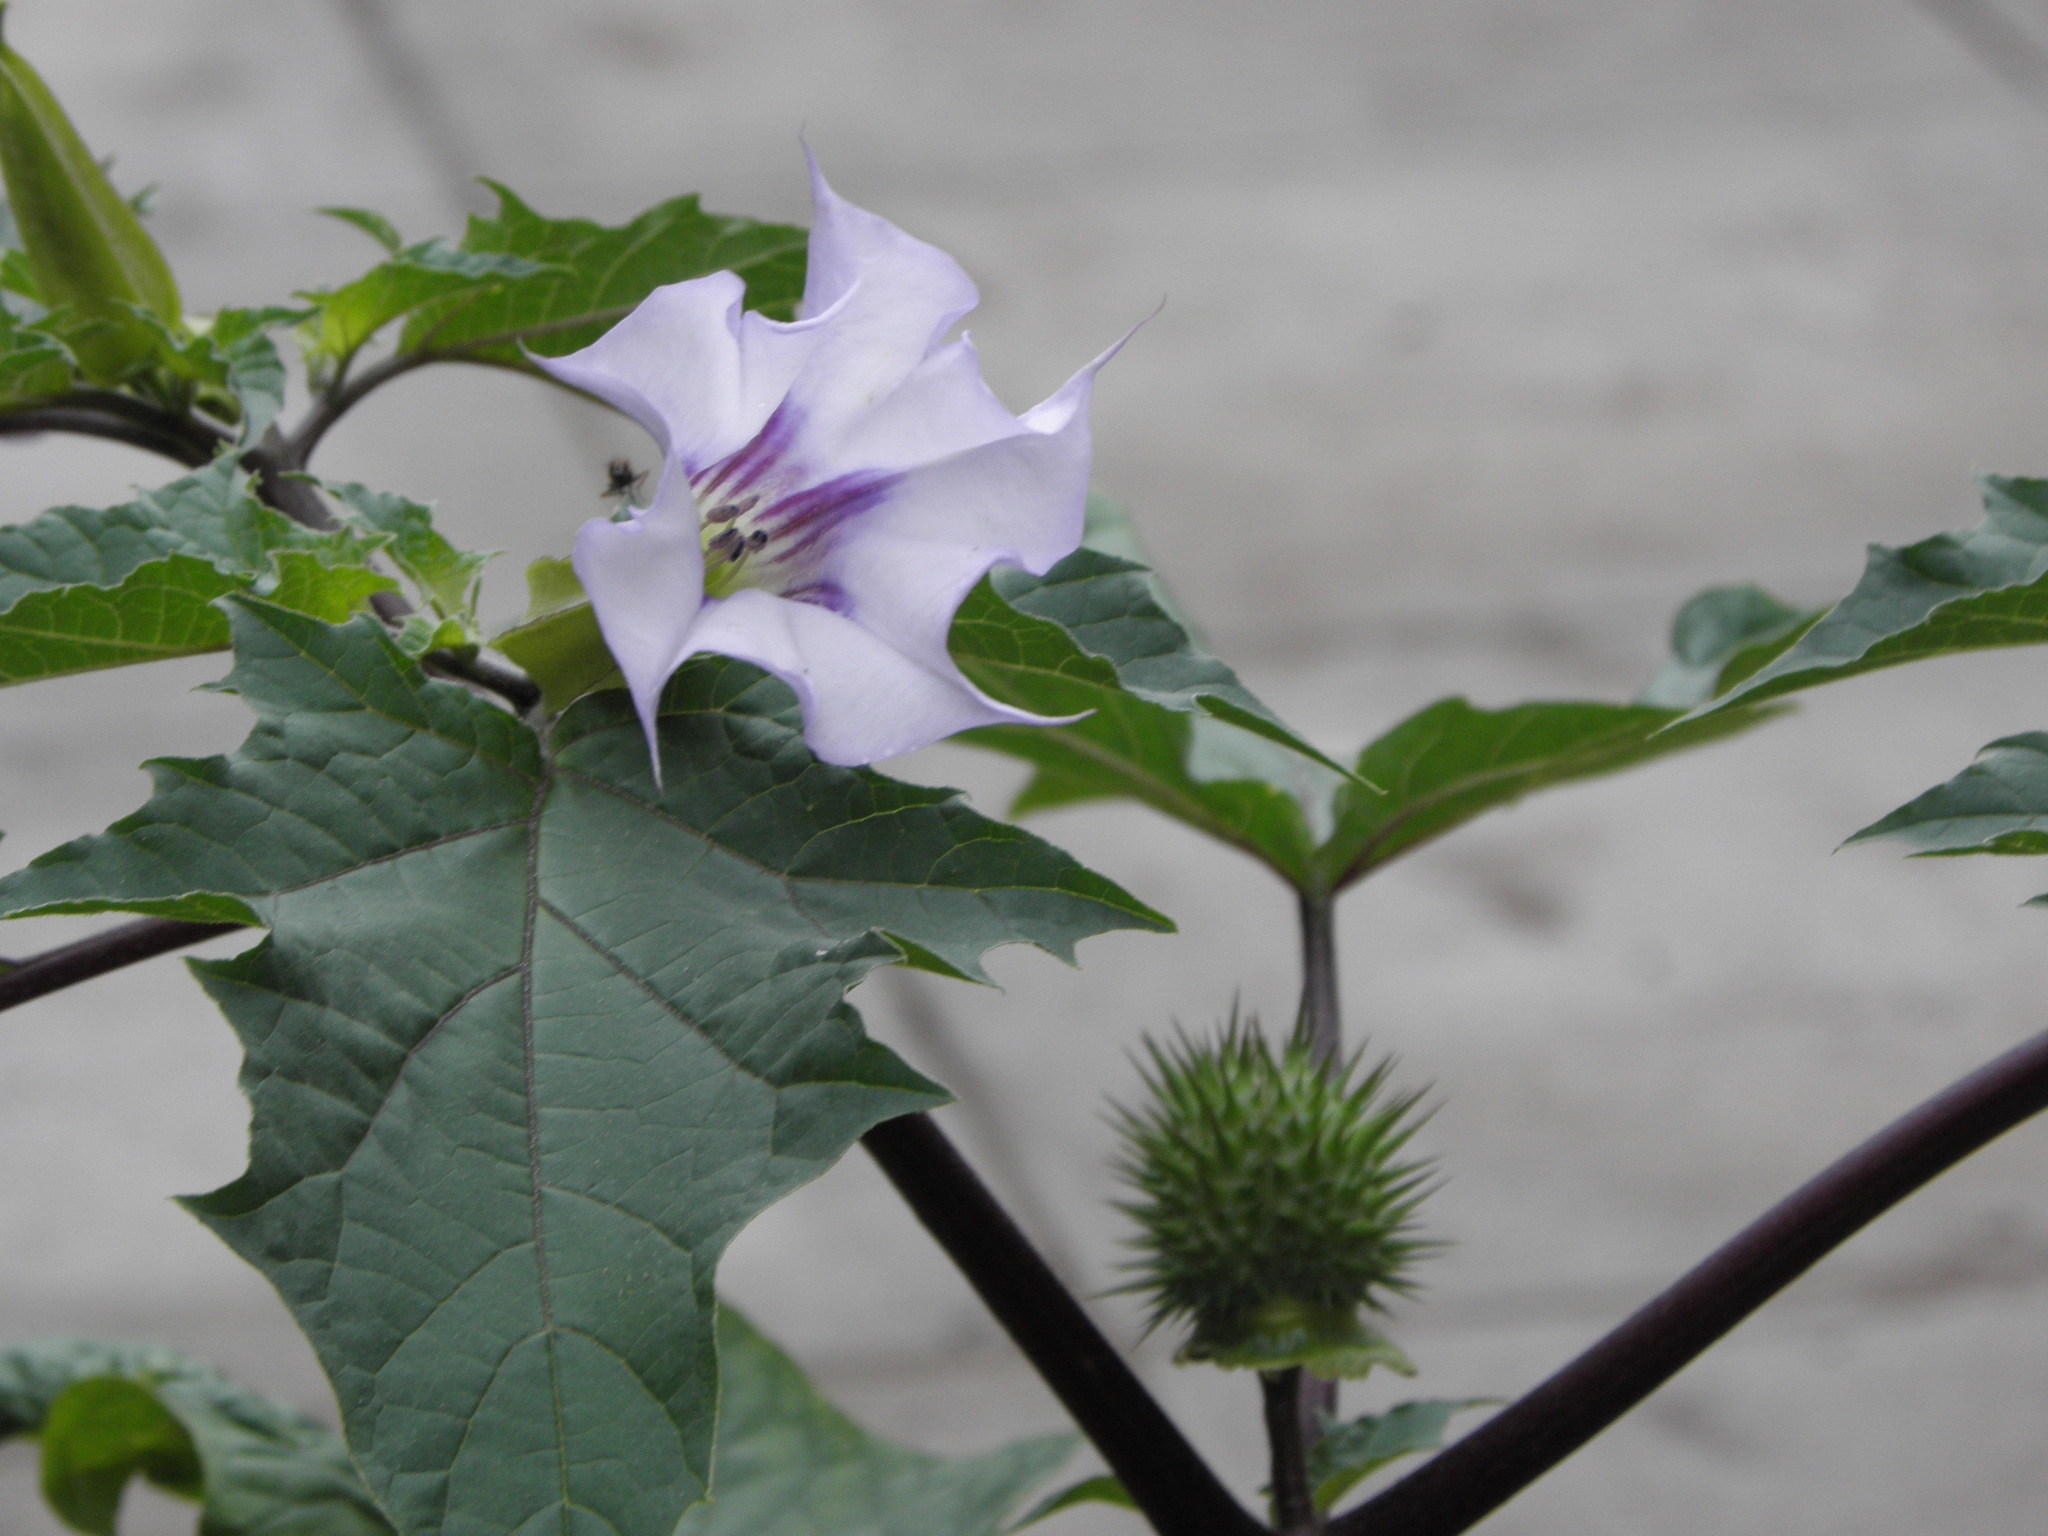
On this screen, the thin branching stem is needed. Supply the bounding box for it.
[1329,1019,2048,1536]
[0,392,225,467]
[277,350,442,470]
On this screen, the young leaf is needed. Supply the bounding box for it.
[0,1337,394,1536]
[300,239,545,372]
[1304,1399,1491,1514]
[0,459,394,687]
[0,602,1167,1536]
[299,185,807,376]
[318,205,404,254]
[0,302,72,402]
[686,1309,1072,1536]
[1705,476,2048,712]
[949,549,1337,883]
[324,480,492,636]
[403,183,807,362]
[147,305,309,447]
[1846,732,2048,859]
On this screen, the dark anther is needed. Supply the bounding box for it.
[747,529,769,549]
[707,527,744,560]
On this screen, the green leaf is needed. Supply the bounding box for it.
[950,549,1339,884]
[324,481,492,636]
[1309,578,1805,889]
[1847,731,2048,860]
[1315,693,1783,890]
[299,239,545,371]
[1007,1474,1136,1531]
[0,303,73,402]
[1638,583,1819,708]
[490,558,621,712]
[684,1309,1071,1536]
[1304,1399,1490,1514]
[1706,476,2048,712]
[41,1378,202,1534]
[0,1336,394,1536]
[404,183,807,363]
[318,206,404,255]
[0,601,1167,1536]
[300,184,807,375]
[0,459,395,687]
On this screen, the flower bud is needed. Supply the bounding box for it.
[1109,1015,1437,1378]
[0,3,179,381]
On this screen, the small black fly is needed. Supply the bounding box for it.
[601,458,648,502]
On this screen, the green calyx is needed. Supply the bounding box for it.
[1109,1015,1437,1378]
[0,2,181,382]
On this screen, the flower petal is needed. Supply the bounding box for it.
[817,335,1027,472]
[824,340,1116,627]
[685,588,1073,765]
[538,271,819,475]
[571,471,707,773]
[786,156,982,445]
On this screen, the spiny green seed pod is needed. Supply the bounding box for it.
[1109,1015,1437,1378]
[0,2,179,381]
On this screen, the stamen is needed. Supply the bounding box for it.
[703,495,758,524]
[746,530,769,550]
[706,527,744,562]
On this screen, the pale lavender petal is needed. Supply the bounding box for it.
[825,340,1116,616]
[684,588,1076,765]
[816,335,1026,471]
[785,156,983,445]
[571,471,707,773]
[538,272,818,475]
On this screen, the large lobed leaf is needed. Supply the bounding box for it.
[0,1337,392,1536]
[303,186,807,375]
[1705,476,2048,712]
[0,458,392,688]
[684,1310,1070,1536]
[0,601,1164,1536]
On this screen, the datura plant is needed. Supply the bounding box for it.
[0,14,2046,1536]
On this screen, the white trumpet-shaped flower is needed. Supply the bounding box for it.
[540,158,1123,769]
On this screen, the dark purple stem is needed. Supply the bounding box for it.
[1330,1020,2048,1536]
[0,918,241,1012]
[863,1112,1267,1536]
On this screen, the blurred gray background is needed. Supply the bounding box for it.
[5,0,2048,1531]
